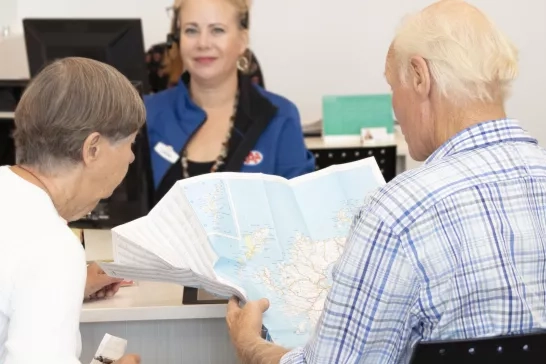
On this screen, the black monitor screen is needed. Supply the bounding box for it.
[23,18,149,93]
[0,119,15,167]
[0,81,25,166]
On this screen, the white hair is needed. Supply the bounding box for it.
[392,0,519,104]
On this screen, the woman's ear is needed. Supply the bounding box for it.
[82,132,102,165]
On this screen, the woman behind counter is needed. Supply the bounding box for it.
[144,0,315,203]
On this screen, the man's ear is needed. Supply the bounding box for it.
[82,132,102,166]
[410,56,431,100]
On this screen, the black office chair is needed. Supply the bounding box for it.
[409,331,546,363]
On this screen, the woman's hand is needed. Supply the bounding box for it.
[84,262,124,300]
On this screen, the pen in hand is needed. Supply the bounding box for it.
[94,356,114,364]
[95,354,141,364]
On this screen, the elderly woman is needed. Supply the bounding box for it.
[0,58,141,364]
[144,0,315,204]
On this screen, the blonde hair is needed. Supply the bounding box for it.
[14,57,145,171]
[173,0,249,13]
[163,0,250,86]
[393,0,519,104]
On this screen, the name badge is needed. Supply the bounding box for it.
[154,142,179,164]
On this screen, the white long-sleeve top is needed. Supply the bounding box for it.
[0,166,86,364]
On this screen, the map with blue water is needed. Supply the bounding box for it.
[182,158,385,348]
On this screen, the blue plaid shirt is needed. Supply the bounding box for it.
[281,119,546,363]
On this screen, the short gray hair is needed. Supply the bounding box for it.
[393,0,518,104]
[13,57,146,170]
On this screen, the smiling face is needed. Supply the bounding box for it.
[178,0,248,84]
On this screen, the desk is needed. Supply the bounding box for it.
[304,126,421,176]
[78,129,422,362]
[80,230,239,364]
[0,111,421,174]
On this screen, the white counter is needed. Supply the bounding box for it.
[81,229,227,323]
[81,281,227,323]
[80,229,238,364]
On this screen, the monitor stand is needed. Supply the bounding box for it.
[182,287,228,305]
[182,287,271,340]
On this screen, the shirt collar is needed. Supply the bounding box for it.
[426,119,537,164]
[177,71,277,125]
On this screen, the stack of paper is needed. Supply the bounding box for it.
[99,157,386,348]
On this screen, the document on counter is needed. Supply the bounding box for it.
[98,158,385,348]
[90,333,127,364]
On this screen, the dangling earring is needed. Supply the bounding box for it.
[237,55,250,73]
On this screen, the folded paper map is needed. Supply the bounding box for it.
[98,157,385,348]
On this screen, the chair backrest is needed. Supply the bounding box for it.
[409,331,546,364]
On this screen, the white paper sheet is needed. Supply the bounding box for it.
[89,333,127,364]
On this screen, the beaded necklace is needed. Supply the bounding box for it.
[181,90,239,179]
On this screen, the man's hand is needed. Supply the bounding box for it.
[114,354,141,363]
[226,297,289,364]
[84,262,123,300]
[227,296,269,347]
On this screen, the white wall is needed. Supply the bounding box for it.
[0,0,173,82]
[0,0,17,31]
[13,0,173,49]
[1,0,546,144]
[250,0,546,146]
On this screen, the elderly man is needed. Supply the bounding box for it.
[226,0,546,363]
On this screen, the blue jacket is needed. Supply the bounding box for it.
[144,72,315,201]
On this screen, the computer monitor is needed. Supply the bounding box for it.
[0,80,25,166]
[23,18,149,93]
[0,118,15,167]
